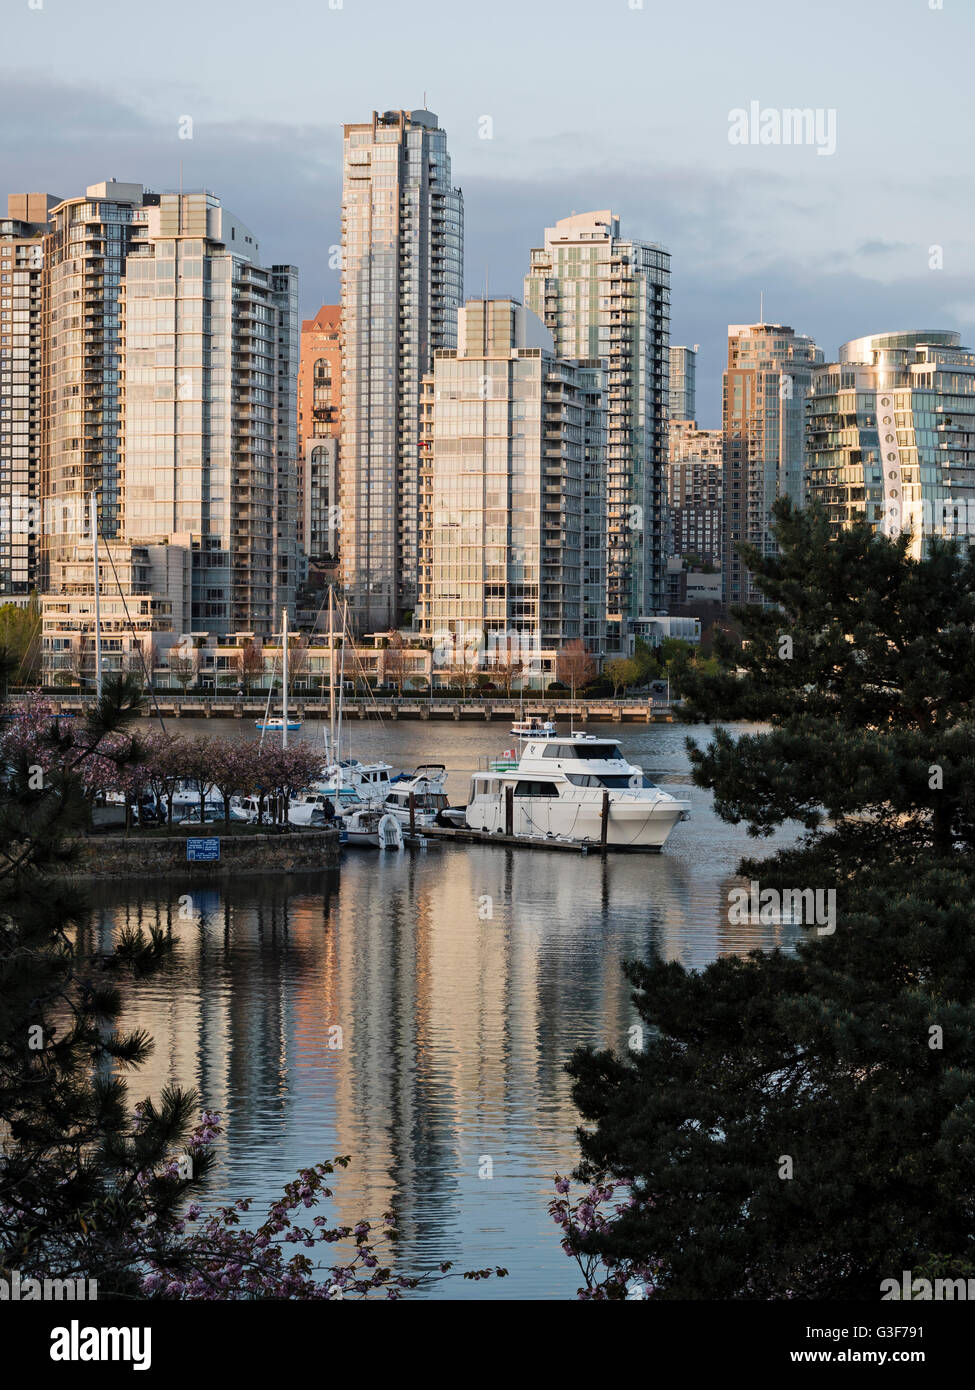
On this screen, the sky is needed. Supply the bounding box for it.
[4,0,973,426]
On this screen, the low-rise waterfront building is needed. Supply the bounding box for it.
[159,628,559,693]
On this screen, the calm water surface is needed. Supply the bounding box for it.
[81,718,800,1299]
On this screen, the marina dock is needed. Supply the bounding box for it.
[416,824,661,853]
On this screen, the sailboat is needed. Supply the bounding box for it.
[257,715,302,733]
[310,590,397,806]
[255,608,302,734]
[91,491,103,701]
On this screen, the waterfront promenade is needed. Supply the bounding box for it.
[42,694,679,724]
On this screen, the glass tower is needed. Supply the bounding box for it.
[667,420,723,572]
[0,194,57,598]
[417,298,605,657]
[669,345,697,423]
[805,330,975,556]
[340,109,463,633]
[722,321,822,606]
[39,181,298,682]
[525,210,670,647]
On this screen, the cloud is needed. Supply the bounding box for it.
[0,69,345,305]
[855,239,910,257]
[5,70,973,430]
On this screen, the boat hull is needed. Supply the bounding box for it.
[465,795,689,850]
[344,830,380,847]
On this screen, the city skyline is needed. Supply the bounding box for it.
[4,0,974,424]
[3,3,974,1337]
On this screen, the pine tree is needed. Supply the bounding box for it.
[679,499,975,866]
[0,676,217,1293]
[566,501,975,1298]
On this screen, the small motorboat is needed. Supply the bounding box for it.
[255,716,302,732]
[178,809,222,827]
[382,766,449,827]
[341,807,404,849]
[509,718,557,739]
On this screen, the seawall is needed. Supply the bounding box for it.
[63,828,341,880]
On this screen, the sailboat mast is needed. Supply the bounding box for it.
[338,599,348,762]
[90,491,102,701]
[328,587,336,757]
[282,607,289,749]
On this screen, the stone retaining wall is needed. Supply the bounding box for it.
[64,829,340,880]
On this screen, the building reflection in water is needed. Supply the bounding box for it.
[79,832,796,1298]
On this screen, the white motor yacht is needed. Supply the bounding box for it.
[464,734,690,851]
[382,765,449,826]
[312,758,398,809]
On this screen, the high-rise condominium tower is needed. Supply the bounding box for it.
[722,321,821,606]
[669,345,697,422]
[39,181,297,683]
[417,298,607,657]
[340,108,463,633]
[1,194,58,598]
[806,330,975,556]
[297,305,341,564]
[525,210,670,647]
[667,419,723,572]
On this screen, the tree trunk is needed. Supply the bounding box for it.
[932,799,953,854]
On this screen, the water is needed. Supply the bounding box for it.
[80,718,801,1299]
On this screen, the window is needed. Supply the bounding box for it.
[544,742,622,761]
[514,780,560,797]
[566,773,656,790]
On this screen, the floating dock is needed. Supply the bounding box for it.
[416,824,660,854]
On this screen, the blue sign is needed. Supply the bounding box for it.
[186,837,220,863]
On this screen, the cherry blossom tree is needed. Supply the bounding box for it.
[550,1175,663,1301]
